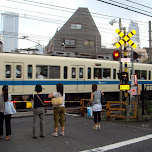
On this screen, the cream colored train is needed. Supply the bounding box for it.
[0,52,151,103]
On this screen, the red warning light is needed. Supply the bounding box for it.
[113,51,121,60]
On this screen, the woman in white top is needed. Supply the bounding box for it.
[88,84,104,130]
[48,83,65,137]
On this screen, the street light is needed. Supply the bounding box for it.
[19,36,41,46]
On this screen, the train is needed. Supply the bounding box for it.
[0,52,152,105]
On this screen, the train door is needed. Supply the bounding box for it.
[70,65,85,91]
[4,62,24,93]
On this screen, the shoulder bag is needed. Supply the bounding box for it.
[51,93,63,106]
[36,94,47,113]
[4,100,17,115]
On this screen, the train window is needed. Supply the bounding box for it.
[79,68,83,78]
[141,70,147,80]
[130,70,132,79]
[72,68,76,78]
[36,66,48,79]
[28,65,32,79]
[16,65,22,78]
[103,68,111,79]
[5,65,11,78]
[113,69,116,79]
[88,67,91,79]
[149,71,151,80]
[135,70,140,79]
[49,66,60,79]
[94,68,102,79]
[64,66,68,79]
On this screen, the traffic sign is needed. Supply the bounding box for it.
[121,58,131,62]
[115,29,137,48]
[121,72,128,82]
[131,87,137,95]
[119,84,130,90]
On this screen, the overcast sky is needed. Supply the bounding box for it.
[0,0,152,49]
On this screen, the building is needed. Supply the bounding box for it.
[1,12,19,52]
[45,7,102,55]
[128,21,140,49]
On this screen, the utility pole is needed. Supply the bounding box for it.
[149,21,152,60]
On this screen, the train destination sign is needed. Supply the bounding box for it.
[119,84,130,90]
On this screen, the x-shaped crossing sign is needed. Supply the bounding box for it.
[115,29,137,48]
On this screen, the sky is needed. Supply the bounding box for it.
[0,0,152,50]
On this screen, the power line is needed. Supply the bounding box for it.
[97,0,152,17]
[124,0,152,10]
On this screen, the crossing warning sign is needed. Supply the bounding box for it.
[115,29,137,48]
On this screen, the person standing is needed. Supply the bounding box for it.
[0,85,12,141]
[48,83,65,137]
[87,84,104,130]
[31,84,46,138]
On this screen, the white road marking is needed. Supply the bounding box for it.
[80,134,152,152]
[65,113,80,117]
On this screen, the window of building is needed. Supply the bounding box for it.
[72,68,76,78]
[49,66,60,79]
[64,66,68,79]
[28,65,32,79]
[65,39,76,46]
[71,24,82,29]
[84,40,95,46]
[88,67,91,79]
[94,68,102,79]
[113,69,116,79]
[103,68,111,79]
[16,65,22,78]
[5,65,11,78]
[36,65,48,79]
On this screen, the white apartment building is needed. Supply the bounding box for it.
[1,12,19,52]
[128,21,140,49]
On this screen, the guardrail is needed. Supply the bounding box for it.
[80,99,137,119]
[106,101,137,120]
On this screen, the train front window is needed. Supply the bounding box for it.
[36,66,48,79]
[94,68,102,79]
[49,66,60,79]
[28,65,32,79]
[5,65,11,78]
[103,68,111,79]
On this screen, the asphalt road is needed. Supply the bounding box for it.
[0,113,152,152]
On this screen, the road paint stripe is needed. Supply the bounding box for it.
[80,134,152,152]
[65,113,80,117]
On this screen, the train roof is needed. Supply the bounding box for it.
[0,52,151,66]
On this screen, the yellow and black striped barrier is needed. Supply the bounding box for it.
[11,101,80,109]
